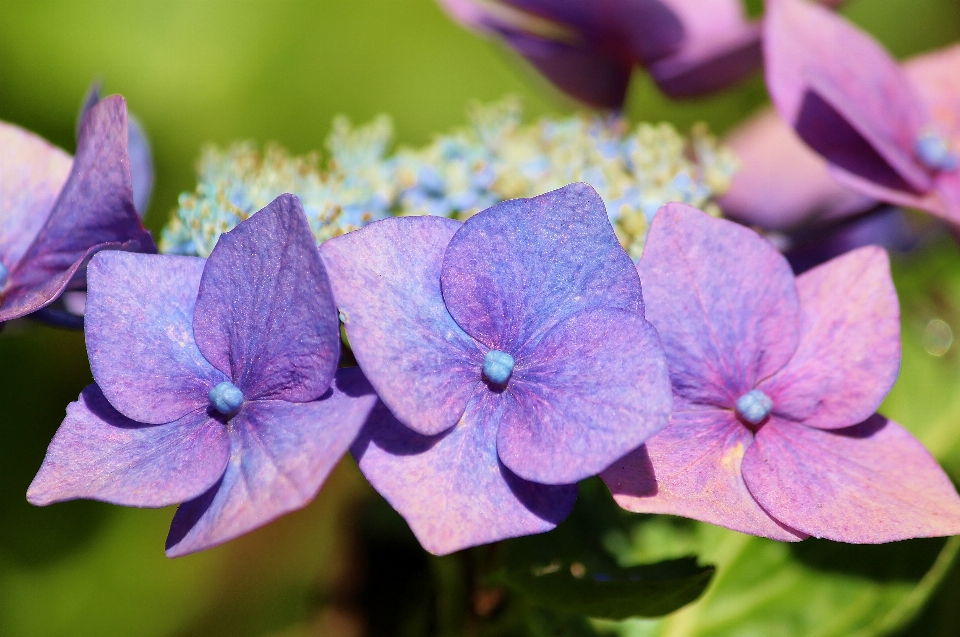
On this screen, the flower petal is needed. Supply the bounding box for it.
[320,216,482,436]
[638,204,799,408]
[193,194,339,402]
[719,109,875,231]
[742,416,960,542]
[441,183,642,359]
[905,43,960,140]
[496,307,671,484]
[27,384,229,508]
[764,0,930,198]
[0,95,156,322]
[353,392,577,556]
[164,369,377,557]
[760,246,900,429]
[0,121,71,270]
[86,251,226,425]
[602,409,804,541]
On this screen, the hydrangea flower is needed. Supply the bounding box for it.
[437,0,766,107]
[765,0,960,224]
[28,194,377,556]
[0,95,155,324]
[320,183,672,554]
[602,204,960,542]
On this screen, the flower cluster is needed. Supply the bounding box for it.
[161,99,736,261]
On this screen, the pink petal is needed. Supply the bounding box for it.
[719,109,875,231]
[742,415,960,542]
[602,409,804,541]
[760,246,900,429]
[638,204,800,408]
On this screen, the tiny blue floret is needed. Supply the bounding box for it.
[209,381,244,416]
[915,130,959,172]
[0,262,8,288]
[483,349,515,385]
[736,389,773,425]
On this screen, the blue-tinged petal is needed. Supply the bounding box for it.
[638,204,800,408]
[496,307,671,484]
[193,194,339,402]
[0,121,72,274]
[353,392,577,556]
[760,246,900,429]
[85,251,227,425]
[320,216,483,436]
[0,95,156,322]
[602,410,805,541]
[743,416,960,542]
[441,183,642,359]
[27,384,229,508]
[165,369,377,557]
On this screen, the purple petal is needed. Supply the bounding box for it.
[85,251,227,425]
[193,194,339,402]
[27,384,229,508]
[650,0,761,98]
[602,409,804,541]
[719,109,875,231]
[0,95,156,322]
[906,44,960,140]
[353,392,577,556]
[638,204,799,408]
[496,307,671,484]
[764,0,930,198]
[760,246,900,429]
[320,216,483,436]
[742,416,960,542]
[0,121,71,272]
[165,369,377,557]
[441,183,642,360]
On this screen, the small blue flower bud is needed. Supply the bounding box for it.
[0,262,8,288]
[209,381,244,416]
[915,130,959,172]
[736,389,773,425]
[483,349,515,386]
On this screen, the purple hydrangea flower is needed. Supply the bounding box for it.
[28,194,377,557]
[437,0,762,108]
[764,0,960,224]
[320,183,672,554]
[0,95,155,324]
[602,203,960,542]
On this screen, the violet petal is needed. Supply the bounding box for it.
[0,95,156,322]
[194,194,340,402]
[742,415,960,542]
[496,307,671,484]
[86,251,227,425]
[760,246,900,429]
[441,183,642,359]
[638,203,800,408]
[165,369,377,557]
[27,384,229,508]
[0,122,71,273]
[601,409,804,541]
[320,216,483,436]
[353,393,577,556]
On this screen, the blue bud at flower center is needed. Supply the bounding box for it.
[736,389,773,425]
[483,349,515,386]
[209,381,244,416]
[0,262,8,288]
[915,130,959,172]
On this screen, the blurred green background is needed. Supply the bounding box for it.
[1,1,960,635]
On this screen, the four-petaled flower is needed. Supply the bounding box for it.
[320,182,672,554]
[28,194,377,556]
[765,0,960,224]
[602,203,960,542]
[0,95,155,324]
